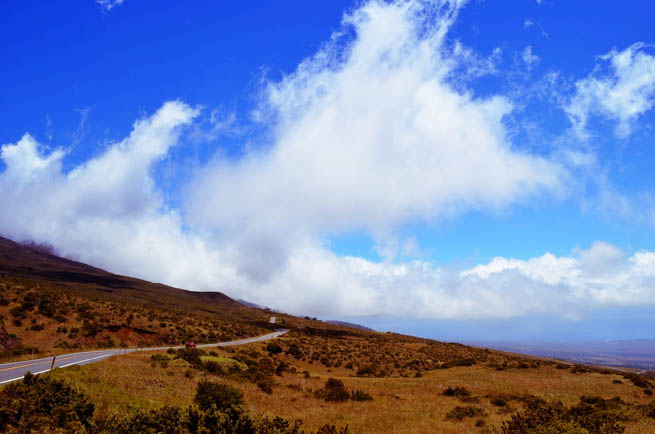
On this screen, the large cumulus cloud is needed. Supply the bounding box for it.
[2,0,653,320]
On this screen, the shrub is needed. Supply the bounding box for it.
[498,396,628,434]
[315,424,350,434]
[624,373,651,389]
[37,296,57,317]
[490,397,507,407]
[286,344,303,359]
[442,358,475,369]
[0,372,94,433]
[194,380,244,411]
[150,354,169,368]
[356,364,377,377]
[350,390,373,402]
[442,386,471,398]
[98,405,186,434]
[257,380,274,394]
[276,361,288,376]
[175,347,204,368]
[266,342,283,354]
[641,401,655,419]
[316,378,350,402]
[9,306,26,318]
[445,405,487,421]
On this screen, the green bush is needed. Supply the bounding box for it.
[150,354,169,368]
[194,380,244,411]
[0,372,95,433]
[498,396,628,434]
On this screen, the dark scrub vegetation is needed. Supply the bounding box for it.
[0,372,349,434]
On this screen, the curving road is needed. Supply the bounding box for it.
[0,329,288,385]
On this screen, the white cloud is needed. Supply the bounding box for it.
[6,0,653,322]
[566,43,655,139]
[2,118,655,319]
[459,243,655,317]
[187,0,563,251]
[0,102,229,287]
[522,46,540,67]
[523,19,549,38]
[96,0,125,12]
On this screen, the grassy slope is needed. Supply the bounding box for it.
[50,336,655,433]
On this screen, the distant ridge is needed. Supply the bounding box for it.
[326,320,374,331]
[237,299,266,309]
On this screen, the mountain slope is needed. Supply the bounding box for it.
[0,236,244,316]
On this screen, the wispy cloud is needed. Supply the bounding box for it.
[96,0,125,12]
[566,43,655,139]
[71,107,91,148]
[523,19,549,38]
[522,45,540,68]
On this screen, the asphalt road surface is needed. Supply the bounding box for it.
[0,329,288,385]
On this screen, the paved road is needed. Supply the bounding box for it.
[0,329,288,385]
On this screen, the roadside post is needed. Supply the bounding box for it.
[48,355,56,376]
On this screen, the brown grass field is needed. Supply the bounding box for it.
[49,336,655,433]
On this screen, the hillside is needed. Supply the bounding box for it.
[1,236,655,433]
[0,236,255,319]
[0,236,347,359]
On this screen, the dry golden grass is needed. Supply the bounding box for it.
[48,341,655,434]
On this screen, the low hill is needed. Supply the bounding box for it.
[0,236,249,318]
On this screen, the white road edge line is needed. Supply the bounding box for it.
[0,367,53,385]
[0,353,115,385]
[58,353,114,369]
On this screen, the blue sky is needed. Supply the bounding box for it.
[1,0,655,342]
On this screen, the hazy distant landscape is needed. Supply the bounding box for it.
[472,340,655,371]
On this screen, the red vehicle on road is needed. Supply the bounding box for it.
[185,342,196,348]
